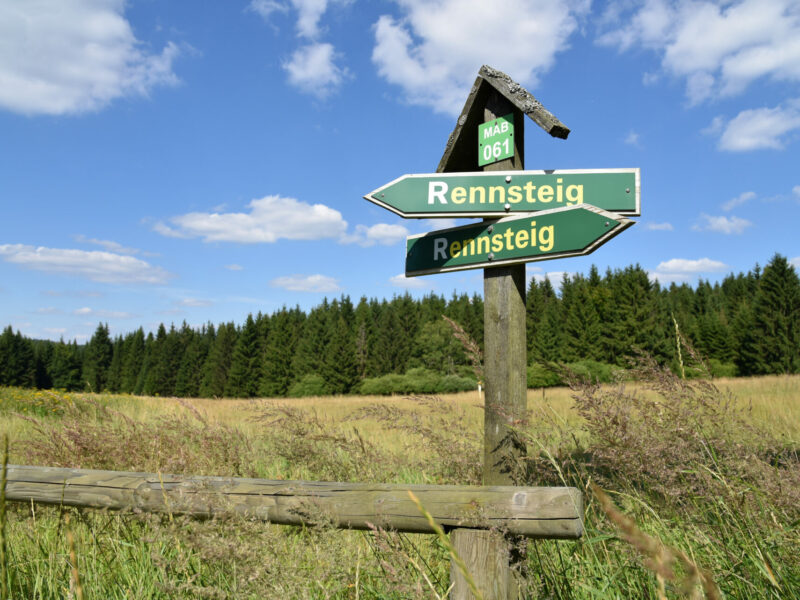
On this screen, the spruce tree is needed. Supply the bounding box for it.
[121,328,145,393]
[738,254,800,374]
[321,310,358,394]
[49,340,83,391]
[261,309,301,397]
[83,323,113,392]
[225,314,264,397]
[200,323,237,398]
[175,324,212,398]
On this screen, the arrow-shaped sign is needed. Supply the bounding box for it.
[405,204,634,277]
[366,168,640,219]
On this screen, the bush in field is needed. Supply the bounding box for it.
[287,373,332,397]
[527,360,619,388]
[358,367,476,396]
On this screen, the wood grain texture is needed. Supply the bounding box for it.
[5,465,583,538]
[482,92,528,487]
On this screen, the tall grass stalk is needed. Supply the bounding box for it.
[1,434,7,600]
[407,490,483,600]
[64,512,84,600]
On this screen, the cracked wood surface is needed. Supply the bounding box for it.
[5,464,583,539]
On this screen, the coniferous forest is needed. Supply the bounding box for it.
[2,255,799,397]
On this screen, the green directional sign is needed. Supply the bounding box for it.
[478,113,514,166]
[405,205,633,277]
[365,168,640,218]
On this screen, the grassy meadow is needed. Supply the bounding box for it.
[1,367,799,599]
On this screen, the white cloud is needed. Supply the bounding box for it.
[283,43,348,98]
[292,0,333,39]
[645,222,674,231]
[421,218,460,231]
[179,298,213,307]
[155,195,348,243]
[624,131,641,147]
[0,0,181,116]
[271,274,341,292]
[73,234,143,255]
[598,0,800,105]
[372,0,588,115]
[722,191,756,211]
[793,185,800,199]
[249,0,289,21]
[693,214,753,234]
[389,273,428,289]
[0,244,171,284]
[650,257,729,284]
[655,258,729,274]
[791,256,800,269]
[342,223,409,247]
[72,307,136,318]
[225,264,244,271]
[713,100,800,151]
[251,0,347,39]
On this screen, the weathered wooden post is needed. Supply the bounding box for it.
[366,65,639,598]
[437,67,565,600]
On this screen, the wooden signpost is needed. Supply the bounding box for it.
[364,65,640,599]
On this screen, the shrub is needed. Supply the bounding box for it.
[358,368,476,396]
[287,373,332,397]
[527,363,563,388]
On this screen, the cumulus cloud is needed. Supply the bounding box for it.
[389,273,428,289]
[283,43,349,98]
[73,234,147,256]
[598,0,800,105]
[154,195,348,243]
[651,257,729,283]
[372,0,588,115]
[794,185,800,199]
[250,0,351,97]
[645,222,674,231]
[624,131,641,147]
[72,307,137,318]
[712,100,800,151]
[722,191,756,211]
[342,223,409,247]
[249,0,289,21]
[179,298,213,307]
[0,0,181,115]
[693,214,753,234]
[791,256,800,269]
[0,244,171,284]
[271,274,341,292]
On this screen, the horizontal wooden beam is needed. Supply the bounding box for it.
[5,465,583,539]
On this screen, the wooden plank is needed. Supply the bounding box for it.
[4,465,583,539]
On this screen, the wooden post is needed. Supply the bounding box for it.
[450,91,528,600]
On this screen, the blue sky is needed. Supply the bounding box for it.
[1,0,799,342]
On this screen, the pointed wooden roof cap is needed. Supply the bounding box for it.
[437,65,570,173]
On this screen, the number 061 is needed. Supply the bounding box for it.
[482,139,511,162]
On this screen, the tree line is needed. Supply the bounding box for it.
[1,254,798,397]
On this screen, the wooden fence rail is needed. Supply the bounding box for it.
[5,465,582,539]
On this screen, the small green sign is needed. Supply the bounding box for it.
[405,205,633,277]
[478,113,514,166]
